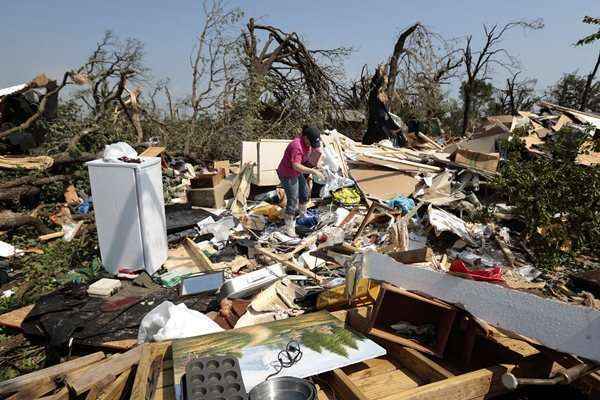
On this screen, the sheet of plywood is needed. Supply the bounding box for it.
[350,167,418,201]
[241,141,258,183]
[364,252,600,363]
[257,139,290,186]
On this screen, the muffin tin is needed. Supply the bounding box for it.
[185,356,248,400]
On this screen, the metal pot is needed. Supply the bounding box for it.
[249,377,316,400]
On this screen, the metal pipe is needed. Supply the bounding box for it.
[502,363,599,390]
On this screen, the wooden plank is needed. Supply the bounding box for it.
[37,387,70,400]
[213,160,230,176]
[130,342,171,400]
[357,154,441,173]
[328,369,368,400]
[99,339,139,351]
[0,351,105,396]
[344,357,398,381]
[6,377,56,400]
[378,364,518,400]
[140,147,166,157]
[97,369,132,400]
[85,374,117,400]
[183,238,214,272]
[66,346,141,395]
[153,388,175,400]
[356,369,421,399]
[254,246,323,283]
[417,132,443,150]
[388,248,433,264]
[0,304,34,330]
[385,342,454,383]
[38,231,64,242]
[364,252,600,363]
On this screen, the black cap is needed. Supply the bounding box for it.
[302,126,321,148]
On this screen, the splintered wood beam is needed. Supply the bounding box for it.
[85,374,117,400]
[130,342,171,400]
[97,368,132,400]
[66,346,141,395]
[254,246,324,283]
[328,369,369,400]
[140,147,166,157]
[183,238,214,272]
[37,387,70,400]
[353,202,377,242]
[0,351,105,396]
[5,377,56,400]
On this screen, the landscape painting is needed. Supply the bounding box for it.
[172,311,386,399]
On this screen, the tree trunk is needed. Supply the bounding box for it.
[462,87,472,135]
[387,23,420,101]
[0,175,70,189]
[0,211,49,233]
[0,186,40,202]
[580,50,600,111]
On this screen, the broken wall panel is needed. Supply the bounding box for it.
[363,252,600,363]
[350,167,418,200]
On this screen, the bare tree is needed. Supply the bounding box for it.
[491,71,537,115]
[460,20,544,134]
[241,19,351,115]
[75,31,147,119]
[184,0,243,154]
[581,51,600,111]
[386,23,421,100]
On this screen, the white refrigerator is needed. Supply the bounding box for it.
[86,157,168,275]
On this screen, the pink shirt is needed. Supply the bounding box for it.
[277,137,310,178]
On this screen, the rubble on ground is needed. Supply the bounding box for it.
[0,102,599,399]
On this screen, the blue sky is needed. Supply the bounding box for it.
[1,0,598,100]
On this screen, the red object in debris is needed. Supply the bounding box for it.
[450,259,504,283]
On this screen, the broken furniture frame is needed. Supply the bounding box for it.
[365,283,457,358]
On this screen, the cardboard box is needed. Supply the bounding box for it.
[188,178,233,208]
[454,148,500,172]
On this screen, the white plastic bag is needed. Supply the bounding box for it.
[200,216,237,242]
[318,167,355,198]
[137,301,223,343]
[103,142,138,162]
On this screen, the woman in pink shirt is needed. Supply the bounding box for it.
[277,126,324,236]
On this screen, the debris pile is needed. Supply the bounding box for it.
[0,101,599,399]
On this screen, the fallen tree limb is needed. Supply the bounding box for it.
[0,186,40,201]
[0,174,70,189]
[0,210,50,233]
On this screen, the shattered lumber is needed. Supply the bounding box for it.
[0,351,105,397]
[65,346,141,395]
[254,246,324,283]
[183,238,214,272]
[129,342,170,400]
